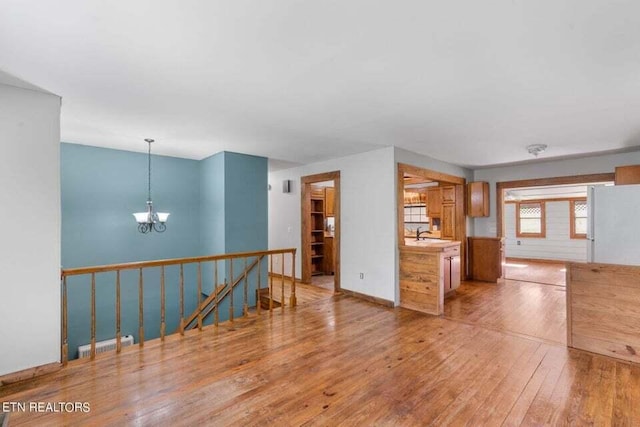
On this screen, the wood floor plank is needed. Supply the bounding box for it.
[1,273,639,426]
[503,344,568,426]
[612,362,640,426]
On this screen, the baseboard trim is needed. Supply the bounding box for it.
[507,257,569,265]
[0,362,61,386]
[340,289,394,308]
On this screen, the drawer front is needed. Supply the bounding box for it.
[442,246,460,257]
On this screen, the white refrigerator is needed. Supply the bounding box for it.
[587,184,640,265]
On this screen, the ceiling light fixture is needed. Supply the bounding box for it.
[527,144,547,157]
[133,138,170,233]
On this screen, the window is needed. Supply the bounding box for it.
[570,199,587,239]
[516,201,546,238]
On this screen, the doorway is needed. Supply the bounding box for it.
[397,163,467,283]
[301,171,340,292]
[497,173,615,287]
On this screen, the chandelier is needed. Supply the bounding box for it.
[133,138,170,233]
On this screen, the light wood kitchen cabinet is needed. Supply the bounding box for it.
[467,181,490,217]
[427,187,441,217]
[441,186,456,204]
[441,204,455,240]
[404,190,427,205]
[399,242,461,315]
[324,187,335,217]
[468,237,505,282]
[324,235,335,274]
[442,245,461,293]
[615,165,640,185]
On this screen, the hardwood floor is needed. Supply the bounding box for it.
[1,282,638,425]
[445,279,567,345]
[505,259,567,287]
[310,274,335,291]
[269,280,334,306]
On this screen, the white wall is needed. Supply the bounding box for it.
[269,147,398,303]
[0,82,61,376]
[504,201,587,261]
[269,146,473,305]
[473,150,640,237]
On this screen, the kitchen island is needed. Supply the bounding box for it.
[399,239,461,315]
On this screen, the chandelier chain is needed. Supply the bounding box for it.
[134,138,169,233]
[147,139,152,202]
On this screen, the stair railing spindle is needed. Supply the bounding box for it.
[243,258,249,317]
[139,268,144,347]
[281,253,285,312]
[229,261,234,321]
[90,273,96,359]
[116,271,121,353]
[61,275,68,366]
[197,262,203,331]
[214,260,219,326]
[160,266,166,341]
[290,250,297,307]
[269,255,274,312]
[179,264,184,336]
[256,256,262,315]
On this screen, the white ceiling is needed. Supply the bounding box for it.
[2,1,640,170]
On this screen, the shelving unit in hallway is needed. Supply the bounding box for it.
[310,187,325,276]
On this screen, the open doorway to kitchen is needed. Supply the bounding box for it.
[301,171,340,293]
[397,163,467,284]
[497,173,614,287]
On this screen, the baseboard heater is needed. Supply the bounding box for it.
[77,335,134,358]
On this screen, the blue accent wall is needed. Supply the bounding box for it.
[197,151,268,314]
[61,144,268,358]
[61,144,201,267]
[223,152,268,318]
[224,152,268,254]
[199,152,226,257]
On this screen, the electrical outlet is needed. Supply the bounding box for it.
[359,273,364,279]
[517,240,522,245]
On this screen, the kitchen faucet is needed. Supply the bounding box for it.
[416,226,433,240]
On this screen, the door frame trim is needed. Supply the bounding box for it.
[301,171,340,292]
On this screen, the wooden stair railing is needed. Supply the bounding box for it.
[61,248,296,365]
[180,255,264,331]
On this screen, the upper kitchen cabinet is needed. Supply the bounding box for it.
[441,204,455,239]
[615,165,640,185]
[324,187,335,217]
[467,181,490,217]
[441,186,456,204]
[440,186,456,239]
[404,190,427,205]
[427,187,442,217]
